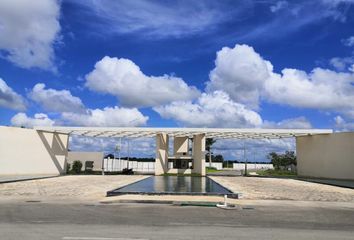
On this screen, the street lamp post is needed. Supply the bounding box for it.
[127,139,130,169]
[115,138,121,172]
[243,140,247,176]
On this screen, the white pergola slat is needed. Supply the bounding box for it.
[33,126,333,139]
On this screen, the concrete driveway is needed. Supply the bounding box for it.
[1,175,353,203]
[0,175,148,203]
[210,176,354,202]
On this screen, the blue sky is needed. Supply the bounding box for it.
[1,0,354,159]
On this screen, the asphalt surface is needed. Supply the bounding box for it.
[0,201,354,240]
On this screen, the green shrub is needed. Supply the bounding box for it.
[66,163,71,174]
[72,160,83,174]
[256,169,296,177]
[206,167,219,173]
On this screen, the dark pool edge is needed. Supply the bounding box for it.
[206,176,235,196]
[106,190,239,199]
[106,176,239,199]
[107,175,154,194]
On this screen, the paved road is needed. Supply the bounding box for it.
[0,201,353,240]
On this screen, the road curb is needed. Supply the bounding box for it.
[0,175,60,184]
[100,198,224,206]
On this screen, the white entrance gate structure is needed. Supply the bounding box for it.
[34,127,332,176]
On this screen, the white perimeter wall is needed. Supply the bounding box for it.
[206,162,223,170]
[233,163,274,171]
[297,132,354,180]
[0,126,69,175]
[103,158,155,173]
[67,152,103,171]
[102,159,273,172]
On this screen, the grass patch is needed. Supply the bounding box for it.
[67,171,123,175]
[161,173,202,177]
[206,167,220,173]
[67,170,102,175]
[256,169,297,177]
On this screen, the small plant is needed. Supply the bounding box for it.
[66,163,71,174]
[72,160,83,174]
[206,167,219,173]
[256,169,296,177]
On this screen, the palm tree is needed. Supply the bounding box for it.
[206,138,216,167]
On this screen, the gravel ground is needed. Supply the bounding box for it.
[0,175,147,202]
[210,176,354,202]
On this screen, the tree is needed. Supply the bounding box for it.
[214,154,224,162]
[66,163,71,174]
[206,138,216,153]
[267,152,282,170]
[206,138,216,166]
[267,151,297,170]
[284,150,297,166]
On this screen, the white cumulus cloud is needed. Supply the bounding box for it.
[263,117,312,129]
[270,1,288,12]
[69,136,155,157]
[329,57,354,71]
[265,68,354,116]
[154,91,263,128]
[207,44,273,109]
[29,83,85,113]
[0,0,61,70]
[85,56,200,107]
[0,78,26,111]
[334,115,354,131]
[212,138,296,161]
[61,106,148,127]
[342,36,354,47]
[11,113,54,127]
[207,44,354,118]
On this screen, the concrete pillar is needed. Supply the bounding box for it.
[192,134,206,176]
[173,136,189,156]
[155,133,169,175]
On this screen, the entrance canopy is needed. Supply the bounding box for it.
[34,127,332,139]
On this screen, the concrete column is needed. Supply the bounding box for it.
[192,134,206,176]
[173,136,189,156]
[155,133,169,175]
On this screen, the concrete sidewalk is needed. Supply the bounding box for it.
[100,194,354,209]
[0,175,59,184]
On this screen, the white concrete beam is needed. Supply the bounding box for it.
[155,133,169,175]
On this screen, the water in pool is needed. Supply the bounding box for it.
[107,176,237,198]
